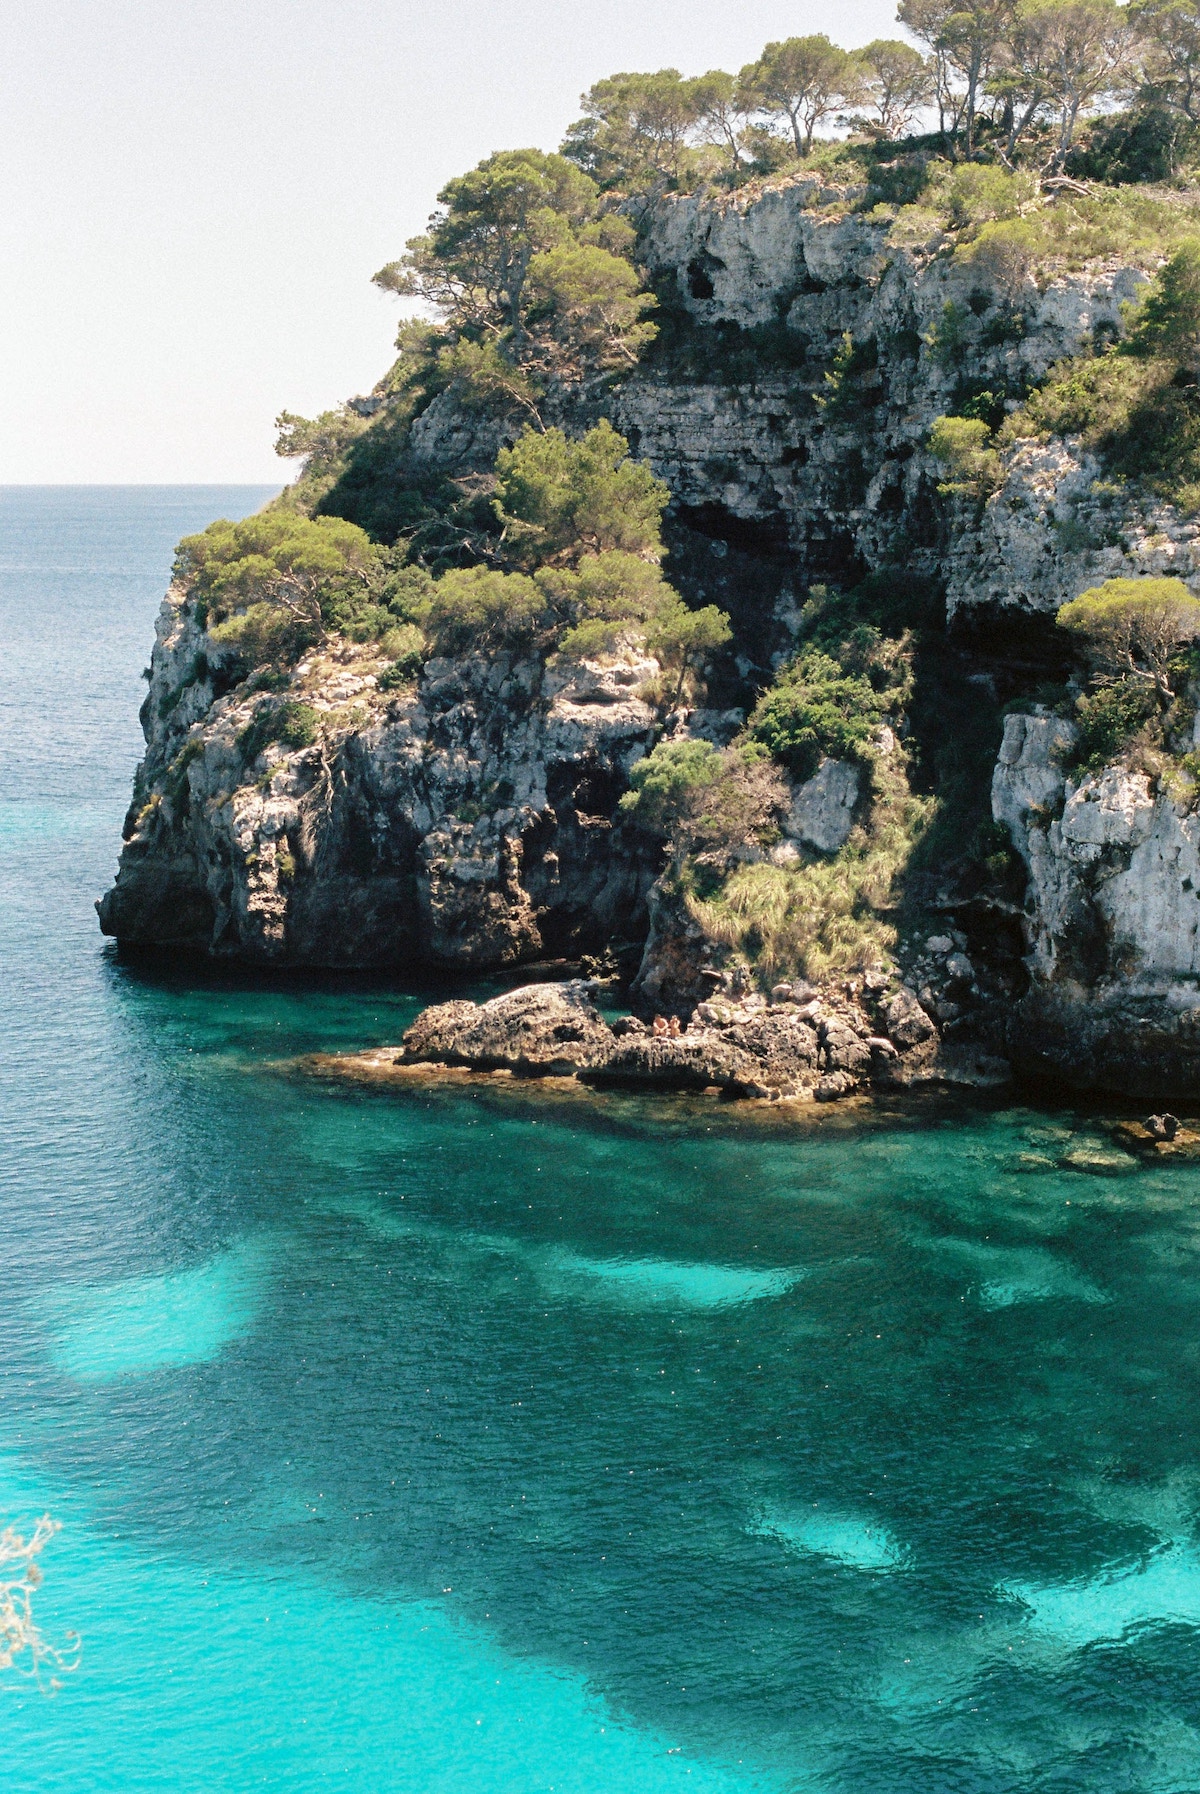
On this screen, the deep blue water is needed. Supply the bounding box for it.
[6,488,1200,1791]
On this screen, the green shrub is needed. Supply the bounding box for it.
[425,566,545,656]
[618,739,724,834]
[928,414,1003,500]
[994,187,1200,273]
[644,599,732,705]
[377,622,426,688]
[1069,674,1155,767]
[177,510,407,668]
[816,332,880,418]
[239,700,321,763]
[748,649,888,780]
[548,550,671,652]
[1124,239,1200,368]
[380,563,435,625]
[685,751,933,984]
[277,703,320,748]
[927,301,973,371]
[1072,678,1157,768]
[177,512,378,635]
[1010,349,1164,445]
[1069,104,1194,186]
[208,601,298,662]
[938,164,1036,229]
[494,421,669,569]
[958,218,1038,297]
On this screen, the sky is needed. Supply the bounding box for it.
[3,0,904,483]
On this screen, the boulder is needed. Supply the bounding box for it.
[399,981,615,1075]
[885,987,937,1050]
[595,1008,821,1099]
[786,758,861,855]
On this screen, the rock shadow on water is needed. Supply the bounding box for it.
[0,1442,781,1794]
[36,1236,269,1382]
[320,1195,804,1313]
[747,1503,906,1572]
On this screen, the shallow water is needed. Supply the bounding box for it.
[6,488,1200,1790]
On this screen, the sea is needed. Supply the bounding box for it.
[3,485,1200,1792]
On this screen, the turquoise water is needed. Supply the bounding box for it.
[7,491,1200,1790]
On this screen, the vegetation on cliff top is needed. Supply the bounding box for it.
[177,422,731,711]
[272,0,1200,550]
[927,236,1200,513]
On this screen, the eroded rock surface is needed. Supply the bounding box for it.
[393,977,1002,1101]
[785,758,861,855]
[399,981,614,1074]
[993,710,1200,1092]
[98,591,660,967]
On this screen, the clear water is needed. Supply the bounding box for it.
[6,489,1200,1791]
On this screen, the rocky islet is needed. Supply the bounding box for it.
[97,172,1200,1098]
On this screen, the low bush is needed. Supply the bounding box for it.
[494,421,669,570]
[618,739,725,835]
[686,752,933,983]
[425,566,545,656]
[1007,244,1200,508]
[928,415,1004,501]
[747,648,888,780]
[239,700,321,763]
[377,623,427,688]
[1071,678,1158,768]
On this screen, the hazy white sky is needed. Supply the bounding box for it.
[3,0,901,482]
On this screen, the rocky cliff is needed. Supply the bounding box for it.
[98,592,664,967]
[99,174,1200,1096]
[993,710,1200,1094]
[619,183,1146,604]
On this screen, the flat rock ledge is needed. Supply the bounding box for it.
[391,980,1012,1103]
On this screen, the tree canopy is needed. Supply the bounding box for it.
[562,70,703,187]
[493,421,669,568]
[177,513,379,651]
[855,39,936,135]
[374,149,596,340]
[1057,575,1200,700]
[1125,236,1200,368]
[747,649,888,780]
[1001,0,1143,167]
[371,148,658,403]
[736,37,863,156]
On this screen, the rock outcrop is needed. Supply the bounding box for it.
[98,591,660,966]
[616,183,1146,604]
[994,710,1200,1092]
[97,176,1200,1097]
[945,438,1200,622]
[392,978,1010,1101]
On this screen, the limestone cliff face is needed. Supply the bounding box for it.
[946,438,1200,621]
[98,585,660,966]
[993,712,1200,1092]
[616,183,1142,594]
[99,178,1200,1095]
